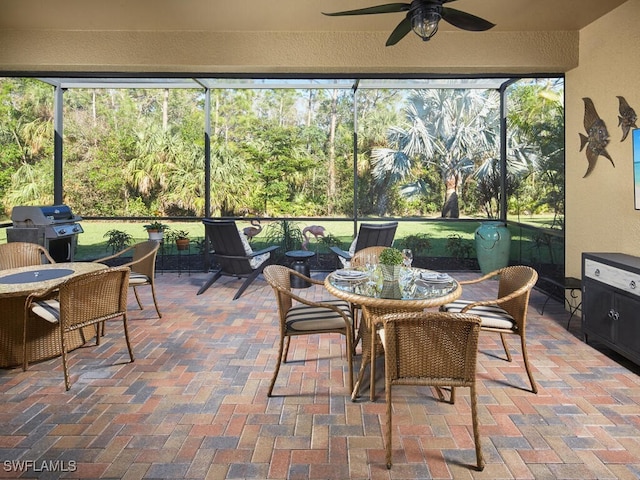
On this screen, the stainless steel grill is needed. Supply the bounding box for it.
[7,205,84,262]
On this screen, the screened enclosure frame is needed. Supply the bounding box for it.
[35,74,546,226]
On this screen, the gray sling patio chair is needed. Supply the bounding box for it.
[330,222,398,267]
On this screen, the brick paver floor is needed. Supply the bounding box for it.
[1,270,639,479]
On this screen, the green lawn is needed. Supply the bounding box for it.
[74,220,205,259]
[1,216,563,267]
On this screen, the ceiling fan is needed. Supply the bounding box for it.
[322,0,495,46]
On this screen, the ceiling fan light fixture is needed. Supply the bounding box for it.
[411,8,440,41]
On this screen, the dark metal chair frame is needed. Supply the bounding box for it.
[329,222,398,265]
[197,219,279,299]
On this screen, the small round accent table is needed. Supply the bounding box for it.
[285,250,315,288]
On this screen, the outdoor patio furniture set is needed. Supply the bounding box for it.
[0,240,162,389]
[187,219,537,471]
[1,221,539,471]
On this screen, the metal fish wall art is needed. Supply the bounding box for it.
[617,96,637,142]
[579,97,614,178]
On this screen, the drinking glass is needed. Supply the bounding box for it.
[364,254,377,286]
[365,253,372,271]
[402,249,413,267]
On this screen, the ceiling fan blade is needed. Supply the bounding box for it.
[386,16,412,46]
[323,3,410,16]
[441,7,495,31]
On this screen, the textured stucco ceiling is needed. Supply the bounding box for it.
[0,0,628,33]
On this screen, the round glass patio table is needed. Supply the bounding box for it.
[0,262,108,368]
[325,266,462,401]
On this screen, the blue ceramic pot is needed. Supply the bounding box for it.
[475,221,511,274]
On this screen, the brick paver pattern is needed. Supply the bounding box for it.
[1,270,639,479]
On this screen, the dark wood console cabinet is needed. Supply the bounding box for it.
[582,252,640,366]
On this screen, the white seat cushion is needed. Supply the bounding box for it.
[286,299,353,332]
[338,238,358,268]
[31,299,60,324]
[442,300,516,330]
[239,230,271,269]
[129,272,150,285]
[250,253,270,270]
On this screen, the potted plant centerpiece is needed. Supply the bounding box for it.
[378,247,403,282]
[143,221,168,241]
[166,229,190,251]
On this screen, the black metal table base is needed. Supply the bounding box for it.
[285,250,315,288]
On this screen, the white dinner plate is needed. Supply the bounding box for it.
[418,272,453,284]
[333,269,369,281]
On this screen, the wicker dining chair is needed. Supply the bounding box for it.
[440,265,539,393]
[23,266,134,390]
[347,246,387,351]
[263,265,354,396]
[350,246,387,268]
[378,311,484,471]
[94,240,162,318]
[0,242,55,270]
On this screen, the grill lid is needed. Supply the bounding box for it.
[11,205,82,226]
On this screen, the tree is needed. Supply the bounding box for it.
[507,80,565,224]
[0,79,55,211]
[314,88,354,215]
[371,89,500,218]
[356,89,403,216]
[242,124,314,215]
[326,89,339,213]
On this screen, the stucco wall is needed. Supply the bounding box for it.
[0,29,578,76]
[565,0,640,278]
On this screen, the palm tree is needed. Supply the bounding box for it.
[371,89,500,218]
[4,162,53,207]
[126,124,180,200]
[207,142,253,216]
[506,80,565,224]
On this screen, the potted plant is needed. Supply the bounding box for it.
[143,221,168,241]
[378,247,403,282]
[166,229,190,251]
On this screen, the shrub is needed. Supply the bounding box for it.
[166,229,190,241]
[104,229,133,254]
[399,233,432,255]
[446,233,473,259]
[264,220,304,260]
